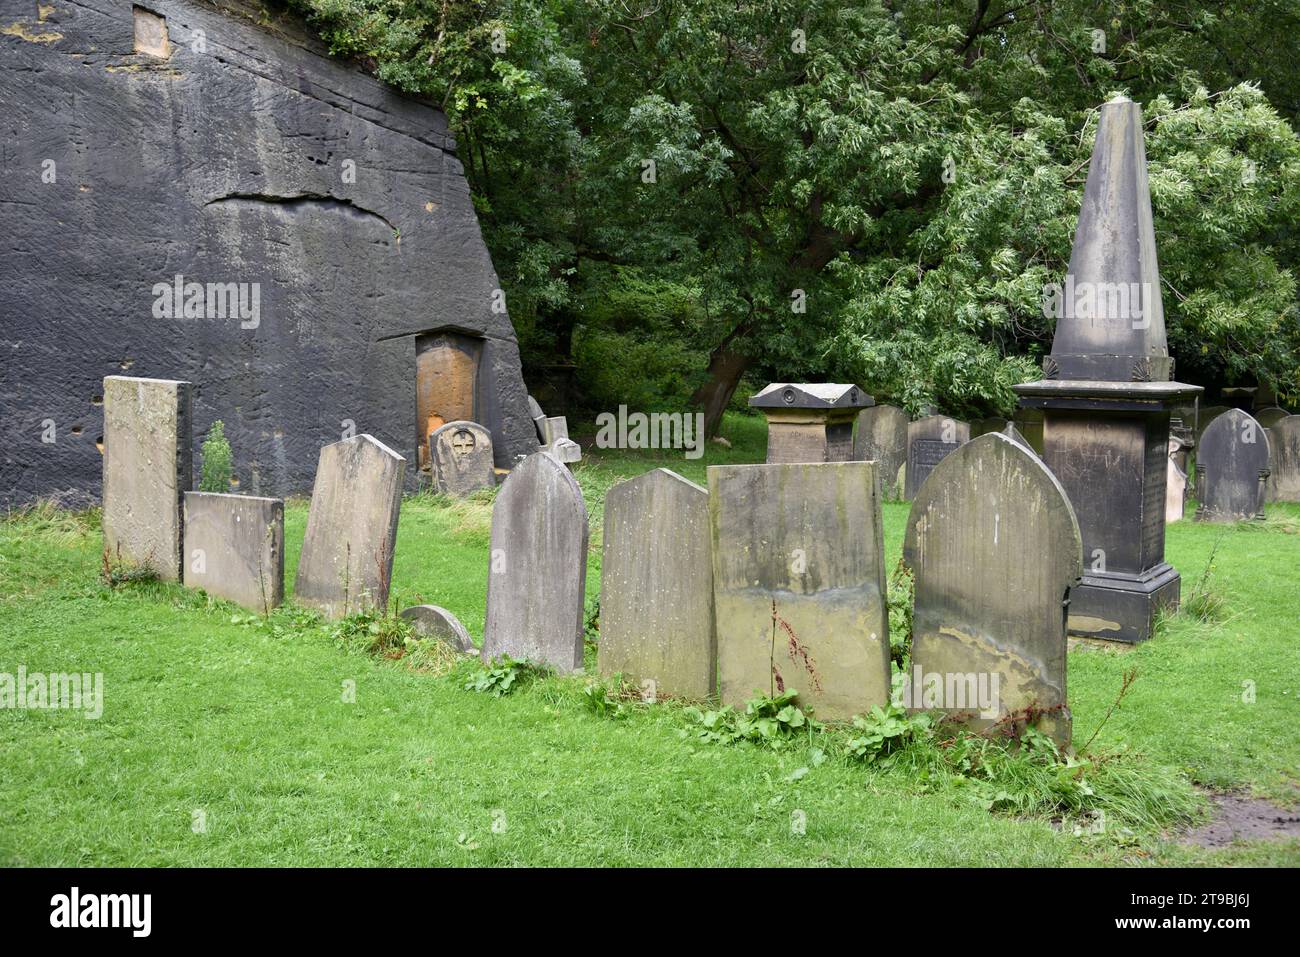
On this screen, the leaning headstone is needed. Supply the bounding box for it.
[905,415,970,500]
[853,404,908,499]
[101,375,192,581]
[1166,440,1188,523]
[1267,416,1300,502]
[750,383,873,464]
[400,605,475,652]
[527,395,548,443]
[294,434,405,618]
[429,420,495,496]
[599,469,715,699]
[709,461,891,720]
[540,416,569,446]
[182,492,284,612]
[481,452,589,672]
[903,434,1081,745]
[1195,409,1270,522]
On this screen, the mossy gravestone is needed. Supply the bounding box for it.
[905,415,970,500]
[903,433,1082,746]
[294,435,405,618]
[598,469,715,700]
[1196,409,1270,522]
[1267,417,1300,503]
[853,404,908,499]
[102,375,192,581]
[429,420,495,496]
[481,452,589,673]
[708,462,891,720]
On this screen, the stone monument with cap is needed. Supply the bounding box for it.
[749,383,874,464]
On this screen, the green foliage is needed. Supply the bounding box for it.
[330,608,413,657]
[580,678,634,720]
[887,561,914,668]
[685,690,823,750]
[199,420,234,493]
[463,655,541,697]
[845,700,934,764]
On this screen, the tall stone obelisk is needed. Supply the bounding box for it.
[1014,96,1202,643]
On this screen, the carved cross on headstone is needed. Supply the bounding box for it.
[451,429,475,456]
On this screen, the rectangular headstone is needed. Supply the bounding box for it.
[905,415,970,500]
[482,452,589,672]
[101,375,192,581]
[183,492,284,612]
[903,433,1081,745]
[294,434,405,618]
[599,469,715,699]
[708,462,891,720]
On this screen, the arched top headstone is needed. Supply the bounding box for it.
[429,420,494,496]
[903,433,1082,744]
[482,451,589,672]
[1196,409,1270,522]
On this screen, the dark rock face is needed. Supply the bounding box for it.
[0,0,536,508]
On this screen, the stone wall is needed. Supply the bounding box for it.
[0,0,536,507]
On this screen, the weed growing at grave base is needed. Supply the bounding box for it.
[685,690,823,750]
[99,544,161,590]
[462,655,546,697]
[886,560,914,668]
[331,608,413,659]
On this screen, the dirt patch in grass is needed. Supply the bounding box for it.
[1180,791,1300,847]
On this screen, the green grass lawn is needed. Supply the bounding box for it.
[2,412,1297,866]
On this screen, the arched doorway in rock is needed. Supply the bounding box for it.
[415,330,484,473]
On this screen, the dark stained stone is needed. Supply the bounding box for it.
[905,415,970,500]
[481,452,589,672]
[1267,416,1300,503]
[598,469,715,699]
[0,0,535,509]
[183,491,284,612]
[853,404,908,499]
[903,434,1081,746]
[1194,406,1231,448]
[971,416,1009,437]
[429,420,494,496]
[1001,421,1035,452]
[101,375,192,580]
[400,605,475,652]
[294,435,405,618]
[708,462,891,720]
[1196,410,1270,522]
[750,383,873,464]
[1256,407,1290,429]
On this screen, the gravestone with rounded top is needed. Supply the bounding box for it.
[294,434,405,618]
[1267,416,1300,503]
[481,452,589,672]
[903,434,1081,746]
[400,605,475,652]
[750,383,873,464]
[1196,410,1270,522]
[708,461,891,720]
[599,469,715,699]
[853,404,908,499]
[429,420,495,496]
[905,415,970,500]
[102,375,192,581]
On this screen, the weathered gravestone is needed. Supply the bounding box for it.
[853,404,908,499]
[182,492,284,612]
[1256,407,1290,429]
[598,469,715,699]
[481,452,589,672]
[101,375,192,581]
[1194,406,1230,449]
[1166,440,1188,523]
[429,420,495,496]
[1001,421,1034,452]
[750,383,873,464]
[708,462,891,720]
[905,415,970,500]
[972,416,1009,437]
[400,605,475,652]
[1267,416,1300,503]
[294,435,405,617]
[903,434,1081,745]
[1196,409,1270,522]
